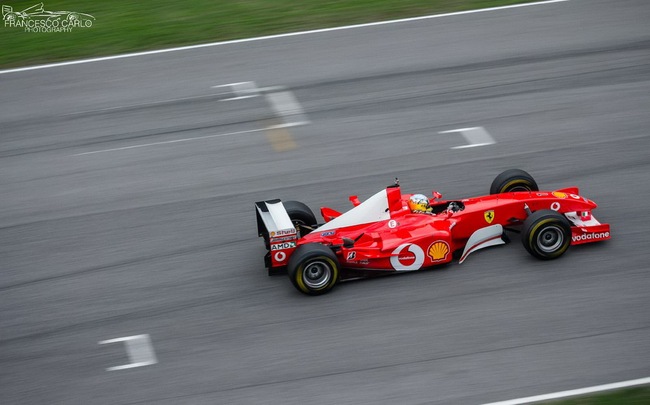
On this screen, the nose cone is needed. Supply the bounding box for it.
[584,198,598,209]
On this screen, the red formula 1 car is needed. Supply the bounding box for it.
[255,169,610,295]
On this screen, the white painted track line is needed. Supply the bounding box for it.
[265,91,310,126]
[72,122,309,155]
[99,334,158,371]
[440,127,496,149]
[64,93,225,116]
[73,128,265,156]
[0,0,569,75]
[481,377,650,405]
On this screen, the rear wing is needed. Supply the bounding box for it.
[255,200,299,274]
[256,199,294,237]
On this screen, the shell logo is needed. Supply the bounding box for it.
[427,241,450,262]
[552,191,567,199]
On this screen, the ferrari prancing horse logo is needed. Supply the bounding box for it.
[484,210,495,224]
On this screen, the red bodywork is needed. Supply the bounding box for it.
[263,184,610,274]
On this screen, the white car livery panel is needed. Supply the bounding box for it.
[317,189,391,232]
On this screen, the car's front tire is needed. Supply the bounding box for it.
[287,243,340,295]
[522,210,571,260]
[490,169,539,194]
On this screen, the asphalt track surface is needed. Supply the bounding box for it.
[1,0,649,404]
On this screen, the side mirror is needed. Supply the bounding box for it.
[432,191,442,200]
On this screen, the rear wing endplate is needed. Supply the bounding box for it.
[255,200,299,273]
[255,199,294,237]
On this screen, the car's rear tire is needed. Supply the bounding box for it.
[490,169,539,194]
[283,200,316,237]
[287,243,340,295]
[522,210,571,260]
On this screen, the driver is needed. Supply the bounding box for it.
[408,194,433,213]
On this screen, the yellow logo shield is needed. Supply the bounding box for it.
[484,210,495,224]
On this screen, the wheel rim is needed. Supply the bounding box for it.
[509,184,532,191]
[302,260,332,289]
[536,225,564,253]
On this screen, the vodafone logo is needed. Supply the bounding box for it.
[572,232,610,242]
[390,243,424,271]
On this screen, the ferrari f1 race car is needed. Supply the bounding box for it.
[255,169,610,295]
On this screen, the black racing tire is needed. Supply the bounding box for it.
[522,210,571,260]
[287,243,340,295]
[490,169,539,194]
[283,200,317,237]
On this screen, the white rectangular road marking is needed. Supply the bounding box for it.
[212,81,260,101]
[265,91,311,126]
[440,126,495,149]
[71,82,311,155]
[213,80,310,126]
[211,82,254,90]
[267,121,309,129]
[0,0,570,75]
[99,334,158,371]
[481,376,650,405]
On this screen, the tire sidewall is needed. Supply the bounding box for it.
[490,169,539,194]
[288,244,340,295]
[295,256,338,294]
[523,211,571,259]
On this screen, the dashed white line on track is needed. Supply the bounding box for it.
[440,126,496,149]
[213,81,261,101]
[99,334,158,371]
[265,90,311,126]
